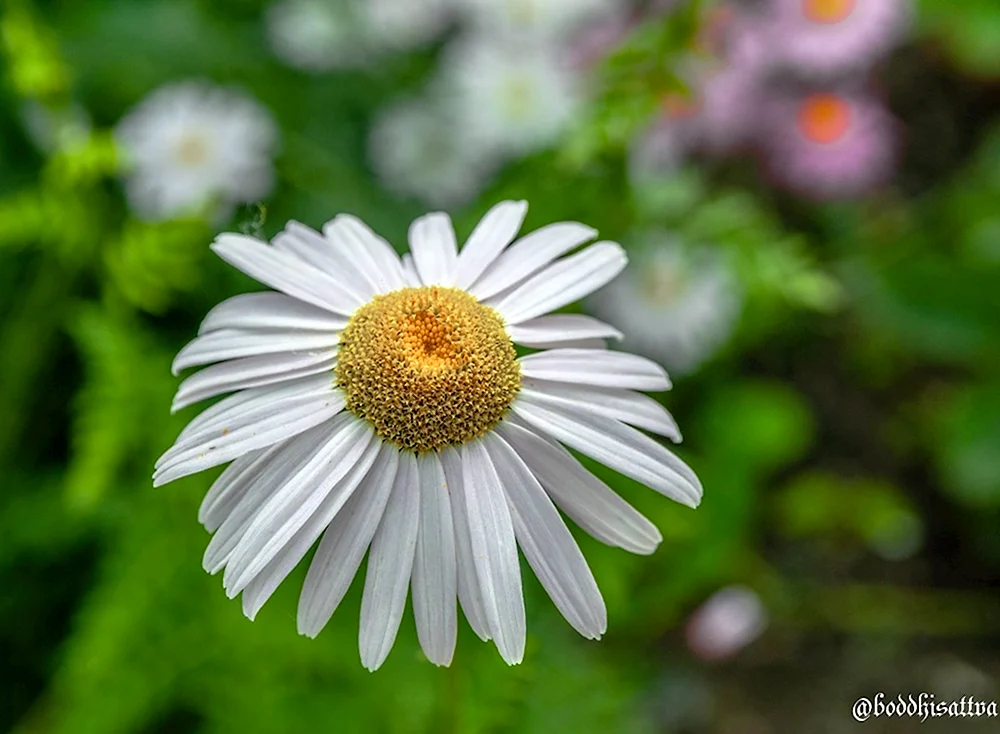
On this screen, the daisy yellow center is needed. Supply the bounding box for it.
[797,94,852,144]
[335,286,521,453]
[176,132,209,167]
[802,0,855,24]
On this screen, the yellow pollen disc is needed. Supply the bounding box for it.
[802,0,856,24]
[335,286,521,453]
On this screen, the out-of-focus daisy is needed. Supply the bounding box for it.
[156,201,702,670]
[761,89,896,199]
[766,0,911,75]
[266,0,369,71]
[441,36,583,157]
[116,82,278,222]
[588,235,741,375]
[368,95,499,208]
[686,586,768,661]
[361,0,454,50]
[458,0,623,40]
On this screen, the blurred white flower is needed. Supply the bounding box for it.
[368,95,500,208]
[458,0,623,40]
[266,0,369,71]
[267,0,452,71]
[116,81,278,221]
[361,0,454,50]
[588,237,741,376]
[441,35,583,158]
[685,585,768,661]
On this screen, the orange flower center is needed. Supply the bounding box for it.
[801,0,856,24]
[797,94,852,144]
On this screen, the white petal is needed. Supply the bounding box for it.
[324,214,408,294]
[506,314,622,347]
[171,376,334,446]
[239,433,383,620]
[468,221,597,301]
[198,447,271,531]
[521,379,681,442]
[198,292,349,336]
[439,448,491,642]
[401,253,421,286]
[172,350,337,412]
[409,212,458,286]
[512,397,702,508]
[203,427,329,574]
[172,328,339,375]
[495,421,662,555]
[273,221,377,302]
[492,242,627,325]
[455,200,527,290]
[211,233,361,316]
[297,444,399,637]
[518,348,672,392]
[223,415,377,596]
[461,440,525,665]
[358,451,420,671]
[153,381,344,486]
[483,432,606,639]
[411,452,458,666]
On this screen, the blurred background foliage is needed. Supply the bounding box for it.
[1,0,1000,732]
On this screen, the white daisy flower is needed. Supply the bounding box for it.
[265,0,369,71]
[368,95,500,208]
[457,0,623,40]
[361,0,454,51]
[588,237,741,376]
[156,201,702,670]
[116,82,278,222]
[440,35,584,158]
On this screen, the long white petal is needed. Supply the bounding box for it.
[157,375,339,468]
[198,292,349,336]
[202,428,329,573]
[518,348,671,392]
[198,447,271,531]
[401,253,421,286]
[172,350,337,412]
[172,328,339,375]
[274,221,377,302]
[492,242,627,325]
[223,415,377,596]
[455,200,527,290]
[211,233,361,316]
[520,379,681,442]
[410,452,457,666]
[512,397,702,508]
[505,314,622,348]
[409,212,458,286]
[468,222,597,301]
[239,435,383,620]
[325,214,408,294]
[297,445,399,637]
[153,385,344,486]
[171,376,335,447]
[461,440,525,665]
[358,451,420,671]
[439,448,491,642]
[484,432,606,639]
[495,421,662,555]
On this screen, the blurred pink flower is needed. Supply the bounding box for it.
[766,0,911,75]
[686,586,768,662]
[760,89,897,199]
